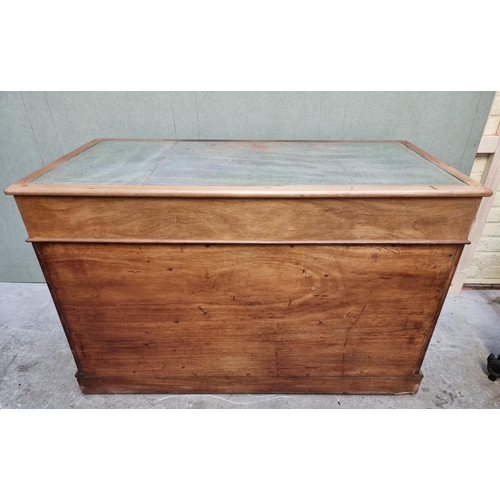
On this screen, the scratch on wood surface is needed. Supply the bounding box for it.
[328,247,349,297]
[382,246,401,254]
[205,271,217,288]
[191,250,217,289]
[410,220,428,238]
[343,305,366,348]
[410,255,419,270]
[383,327,420,334]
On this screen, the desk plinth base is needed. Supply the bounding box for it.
[77,372,424,395]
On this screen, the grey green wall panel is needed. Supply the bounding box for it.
[21,91,63,165]
[196,92,324,140]
[0,92,45,282]
[340,92,492,173]
[170,91,199,139]
[45,92,177,152]
[0,91,494,282]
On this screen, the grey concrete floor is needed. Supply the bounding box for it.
[1,282,499,409]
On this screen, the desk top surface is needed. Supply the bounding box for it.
[6,140,491,198]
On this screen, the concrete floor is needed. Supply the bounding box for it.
[1,282,499,409]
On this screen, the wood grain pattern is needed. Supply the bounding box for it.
[34,243,459,393]
[76,373,423,395]
[16,195,481,242]
[7,183,491,197]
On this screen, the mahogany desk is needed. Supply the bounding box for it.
[5,140,492,394]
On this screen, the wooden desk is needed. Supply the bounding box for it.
[5,140,492,394]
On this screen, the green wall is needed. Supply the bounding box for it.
[0,91,494,282]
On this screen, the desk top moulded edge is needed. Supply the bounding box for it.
[4,139,493,199]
